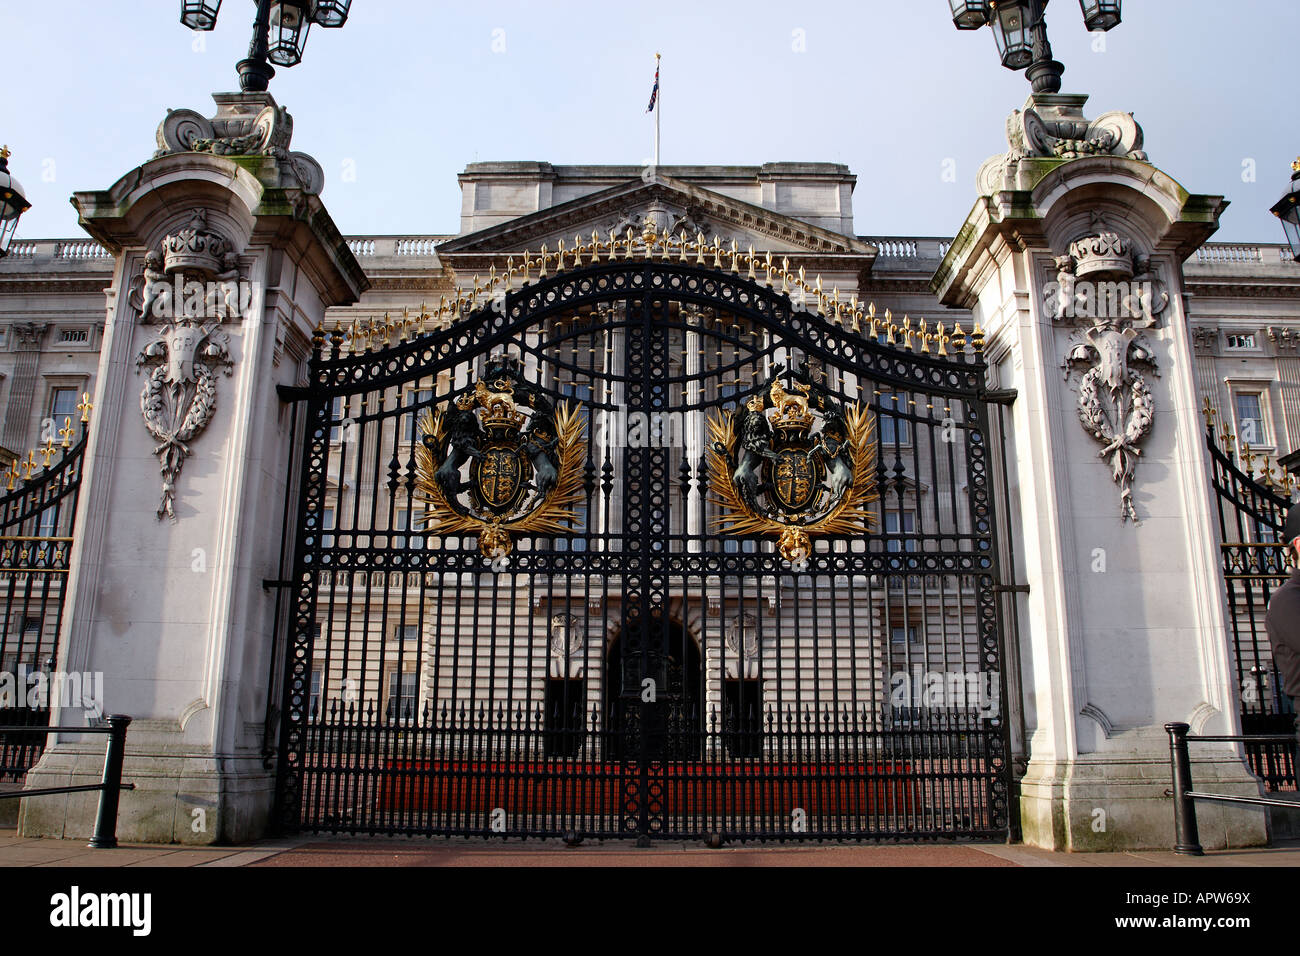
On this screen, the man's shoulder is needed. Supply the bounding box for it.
[1267,574,1300,623]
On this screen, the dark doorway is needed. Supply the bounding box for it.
[605,618,701,761]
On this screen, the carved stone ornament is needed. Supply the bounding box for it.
[977,94,1148,195]
[1051,216,1162,523]
[724,612,759,659]
[154,93,325,195]
[549,613,586,658]
[131,210,238,519]
[604,201,716,247]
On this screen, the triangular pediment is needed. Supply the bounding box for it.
[437,173,876,277]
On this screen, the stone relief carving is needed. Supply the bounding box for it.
[977,96,1149,196]
[154,95,324,195]
[1050,217,1163,523]
[724,612,759,659]
[549,613,585,658]
[549,613,586,678]
[132,210,238,519]
[604,202,717,246]
[1268,326,1297,353]
[1191,327,1219,355]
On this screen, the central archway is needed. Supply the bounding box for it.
[605,618,701,762]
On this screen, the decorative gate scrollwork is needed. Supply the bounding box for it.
[274,252,1013,843]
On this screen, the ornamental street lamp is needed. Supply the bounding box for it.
[949,0,1122,93]
[0,146,32,259]
[181,0,352,93]
[1271,159,1300,263]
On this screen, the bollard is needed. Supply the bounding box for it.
[88,715,132,849]
[1164,722,1204,856]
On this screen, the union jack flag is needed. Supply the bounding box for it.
[646,61,659,113]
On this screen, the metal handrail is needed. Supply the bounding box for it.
[1164,721,1299,856]
[0,714,133,848]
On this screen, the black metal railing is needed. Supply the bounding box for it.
[297,701,1003,840]
[1204,414,1299,791]
[0,404,91,782]
[0,714,133,848]
[1164,721,1299,856]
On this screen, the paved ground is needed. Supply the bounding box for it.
[2,828,1299,866]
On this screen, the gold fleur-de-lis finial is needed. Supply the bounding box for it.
[1240,442,1258,473]
[39,438,55,468]
[20,451,36,480]
[77,392,93,423]
[58,416,74,448]
[3,460,17,491]
[1292,157,1300,174]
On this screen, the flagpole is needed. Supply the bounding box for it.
[654,52,661,167]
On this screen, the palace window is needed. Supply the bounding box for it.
[58,328,89,344]
[884,510,919,553]
[36,506,57,540]
[890,623,922,645]
[404,388,434,443]
[385,670,419,721]
[320,507,335,548]
[878,392,911,446]
[544,678,585,757]
[1225,332,1257,350]
[394,508,424,549]
[1234,392,1269,446]
[49,387,79,427]
[329,396,345,443]
[309,670,322,718]
[394,623,420,643]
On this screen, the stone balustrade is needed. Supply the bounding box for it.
[345,236,453,259]
[3,235,1292,270]
[1194,242,1295,264]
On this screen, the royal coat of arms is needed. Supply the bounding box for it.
[414,356,587,558]
[706,367,878,562]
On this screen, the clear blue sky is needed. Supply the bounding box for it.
[6,0,1298,242]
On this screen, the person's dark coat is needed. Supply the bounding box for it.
[1266,568,1300,700]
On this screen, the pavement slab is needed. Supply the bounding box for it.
[1,828,1298,866]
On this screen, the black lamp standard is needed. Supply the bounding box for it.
[949,0,1122,94]
[0,146,31,259]
[1271,160,1300,264]
[181,1,352,93]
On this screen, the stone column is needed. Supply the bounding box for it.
[1191,326,1225,417]
[932,93,1267,850]
[1267,326,1300,453]
[19,93,367,844]
[1,322,47,451]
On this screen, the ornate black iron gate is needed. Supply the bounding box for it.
[0,398,91,783]
[274,243,1012,841]
[1205,410,1298,790]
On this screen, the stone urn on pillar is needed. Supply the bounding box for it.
[932,92,1267,850]
[19,92,367,844]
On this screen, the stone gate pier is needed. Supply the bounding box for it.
[932,93,1268,850]
[19,93,366,843]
